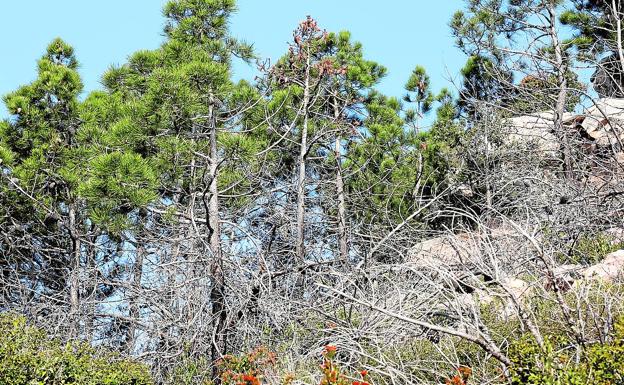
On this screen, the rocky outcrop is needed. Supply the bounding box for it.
[407,233,476,267]
[583,250,624,282]
[407,226,520,268]
[605,227,624,246]
[502,277,531,300]
[578,98,624,150]
[505,111,569,156]
[504,98,624,155]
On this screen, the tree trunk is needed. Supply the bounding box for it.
[126,241,144,353]
[410,116,424,206]
[332,97,348,264]
[295,54,311,264]
[612,0,624,75]
[548,4,572,180]
[85,224,98,342]
[207,103,226,381]
[68,203,81,337]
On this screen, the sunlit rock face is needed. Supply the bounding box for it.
[584,250,624,282]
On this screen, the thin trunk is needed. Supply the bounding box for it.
[68,203,81,337]
[411,114,424,206]
[85,225,98,342]
[612,0,624,75]
[295,53,311,264]
[207,103,226,381]
[484,118,493,212]
[126,241,144,353]
[548,4,572,180]
[412,152,424,206]
[332,97,348,264]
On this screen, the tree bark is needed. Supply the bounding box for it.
[126,241,144,353]
[295,53,311,264]
[207,103,227,381]
[68,203,81,337]
[332,97,348,264]
[548,3,572,180]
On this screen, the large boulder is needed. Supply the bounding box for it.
[408,225,525,268]
[503,100,624,155]
[408,233,477,267]
[502,277,531,300]
[580,98,624,149]
[583,250,624,282]
[604,227,624,246]
[505,111,568,155]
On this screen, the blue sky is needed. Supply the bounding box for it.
[0,1,466,121]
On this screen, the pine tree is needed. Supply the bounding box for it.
[315,30,385,264]
[456,55,511,121]
[404,65,434,134]
[403,65,439,204]
[85,0,262,376]
[0,38,86,335]
[345,92,417,236]
[268,17,340,266]
[421,88,464,196]
[268,22,389,267]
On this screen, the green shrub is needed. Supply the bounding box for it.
[563,233,624,266]
[509,317,624,385]
[0,313,153,385]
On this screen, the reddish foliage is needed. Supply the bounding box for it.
[241,374,261,385]
[218,345,374,385]
[445,366,472,385]
[217,346,276,385]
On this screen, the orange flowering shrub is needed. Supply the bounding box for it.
[351,370,370,385]
[319,345,349,385]
[445,366,472,385]
[217,347,276,385]
[319,345,371,385]
[215,345,372,385]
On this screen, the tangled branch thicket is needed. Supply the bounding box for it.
[3,0,624,384]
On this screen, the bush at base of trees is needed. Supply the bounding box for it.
[0,314,152,385]
[3,310,624,385]
[509,317,624,385]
